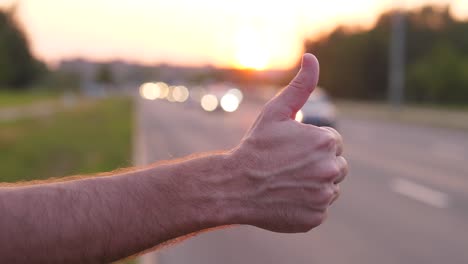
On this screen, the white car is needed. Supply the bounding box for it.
[296,87,337,128]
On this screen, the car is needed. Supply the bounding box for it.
[296,87,337,128]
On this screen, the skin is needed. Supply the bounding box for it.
[0,53,348,263]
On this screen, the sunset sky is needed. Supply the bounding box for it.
[1,0,467,70]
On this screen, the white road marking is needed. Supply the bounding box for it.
[390,178,449,208]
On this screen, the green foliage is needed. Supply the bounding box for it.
[0,97,132,183]
[407,42,468,104]
[304,5,468,104]
[0,8,46,89]
[42,70,81,93]
[0,90,56,107]
[95,64,114,85]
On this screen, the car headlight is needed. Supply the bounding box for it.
[220,93,240,112]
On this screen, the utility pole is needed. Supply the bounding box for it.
[388,9,406,108]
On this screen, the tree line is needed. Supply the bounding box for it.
[2,4,468,105]
[0,8,46,90]
[305,5,468,105]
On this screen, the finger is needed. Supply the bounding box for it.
[266,53,319,120]
[334,156,348,184]
[321,126,343,156]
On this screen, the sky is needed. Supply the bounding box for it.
[1,0,467,70]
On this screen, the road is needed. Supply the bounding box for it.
[136,97,468,264]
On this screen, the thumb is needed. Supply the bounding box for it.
[268,53,319,119]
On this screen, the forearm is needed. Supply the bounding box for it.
[0,152,241,263]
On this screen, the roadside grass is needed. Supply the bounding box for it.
[1,96,139,263]
[0,97,133,183]
[336,100,468,131]
[0,90,59,108]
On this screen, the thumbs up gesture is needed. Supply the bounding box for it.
[230,54,348,233]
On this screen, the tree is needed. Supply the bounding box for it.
[0,8,45,89]
[303,4,468,105]
[95,64,114,85]
[407,42,468,104]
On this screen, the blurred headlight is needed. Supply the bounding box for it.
[295,110,304,122]
[173,86,189,102]
[220,93,240,112]
[201,94,218,112]
[166,86,176,102]
[139,82,159,100]
[227,88,243,103]
[156,82,169,99]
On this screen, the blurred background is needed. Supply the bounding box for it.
[0,0,467,263]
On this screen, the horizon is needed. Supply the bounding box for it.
[1,0,467,70]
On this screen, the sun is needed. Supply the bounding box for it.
[234,28,270,70]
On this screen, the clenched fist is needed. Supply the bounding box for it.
[228,54,348,233]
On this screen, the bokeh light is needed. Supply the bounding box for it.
[139,82,160,100]
[201,94,218,112]
[156,82,169,99]
[166,86,176,102]
[227,88,243,103]
[172,86,190,103]
[295,110,304,122]
[220,93,240,112]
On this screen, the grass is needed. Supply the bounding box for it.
[0,90,58,108]
[0,97,133,183]
[1,95,137,263]
[336,100,468,131]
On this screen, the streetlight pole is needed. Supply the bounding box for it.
[388,9,406,108]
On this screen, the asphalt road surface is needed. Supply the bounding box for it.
[136,97,468,264]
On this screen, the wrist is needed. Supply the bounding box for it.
[146,152,248,235]
[187,152,249,228]
[213,150,259,227]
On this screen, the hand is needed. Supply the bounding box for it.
[229,54,348,233]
